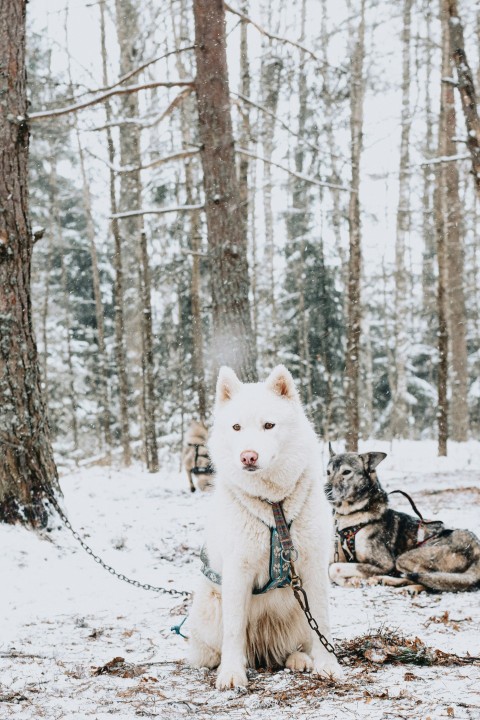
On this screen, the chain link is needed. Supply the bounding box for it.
[290,563,338,658]
[41,483,191,598]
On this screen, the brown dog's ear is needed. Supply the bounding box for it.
[328,441,336,458]
[359,452,387,472]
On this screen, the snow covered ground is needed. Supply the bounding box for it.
[1,440,479,719]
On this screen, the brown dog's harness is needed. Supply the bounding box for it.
[335,490,444,563]
[336,522,375,562]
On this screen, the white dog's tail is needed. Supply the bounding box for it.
[409,566,480,592]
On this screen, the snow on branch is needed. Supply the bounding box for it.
[111,204,204,220]
[90,87,194,132]
[68,46,196,103]
[237,148,352,192]
[419,153,470,167]
[113,149,200,174]
[29,80,194,121]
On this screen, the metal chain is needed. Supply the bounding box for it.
[41,483,191,598]
[289,562,338,658]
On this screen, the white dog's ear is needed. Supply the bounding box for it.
[329,441,336,458]
[265,365,299,401]
[360,452,387,471]
[216,366,242,403]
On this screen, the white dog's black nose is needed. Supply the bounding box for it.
[241,450,258,467]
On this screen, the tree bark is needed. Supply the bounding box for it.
[115,0,158,470]
[435,0,451,457]
[443,4,469,442]
[391,0,413,440]
[100,1,131,465]
[0,0,58,526]
[172,4,208,421]
[447,0,480,197]
[345,0,366,452]
[193,0,257,382]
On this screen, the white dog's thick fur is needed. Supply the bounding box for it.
[188,365,342,690]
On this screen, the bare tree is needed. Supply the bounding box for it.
[0,0,58,525]
[115,0,158,471]
[391,0,413,440]
[435,0,451,457]
[447,0,480,197]
[193,0,257,381]
[443,3,469,442]
[345,0,366,452]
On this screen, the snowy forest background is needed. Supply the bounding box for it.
[27,0,480,469]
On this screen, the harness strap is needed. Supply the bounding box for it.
[271,501,296,559]
[336,521,374,563]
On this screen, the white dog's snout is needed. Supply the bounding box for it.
[240,450,259,467]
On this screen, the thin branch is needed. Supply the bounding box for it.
[418,153,470,167]
[103,148,200,174]
[112,204,204,220]
[233,92,324,155]
[29,80,194,121]
[225,2,329,66]
[237,148,352,191]
[89,86,194,131]
[64,46,196,102]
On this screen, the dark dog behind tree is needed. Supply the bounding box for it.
[325,446,480,592]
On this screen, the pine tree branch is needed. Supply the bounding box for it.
[29,80,194,121]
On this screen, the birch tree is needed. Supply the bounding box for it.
[345,0,366,452]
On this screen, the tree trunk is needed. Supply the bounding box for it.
[421,3,436,342]
[345,0,366,452]
[0,0,58,526]
[193,0,257,382]
[391,0,413,440]
[435,0,451,457]
[447,0,480,197]
[260,48,282,364]
[99,1,131,465]
[443,4,469,442]
[139,231,159,471]
[115,0,159,470]
[172,8,208,421]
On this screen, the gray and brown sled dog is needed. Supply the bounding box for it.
[325,446,480,592]
[182,420,214,493]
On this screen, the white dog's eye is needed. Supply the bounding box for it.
[264,422,275,430]
[326,468,332,475]
[232,424,241,431]
[341,469,352,476]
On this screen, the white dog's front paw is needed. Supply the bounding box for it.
[285,651,314,672]
[313,658,345,682]
[215,665,248,690]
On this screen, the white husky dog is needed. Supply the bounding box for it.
[188,365,342,690]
